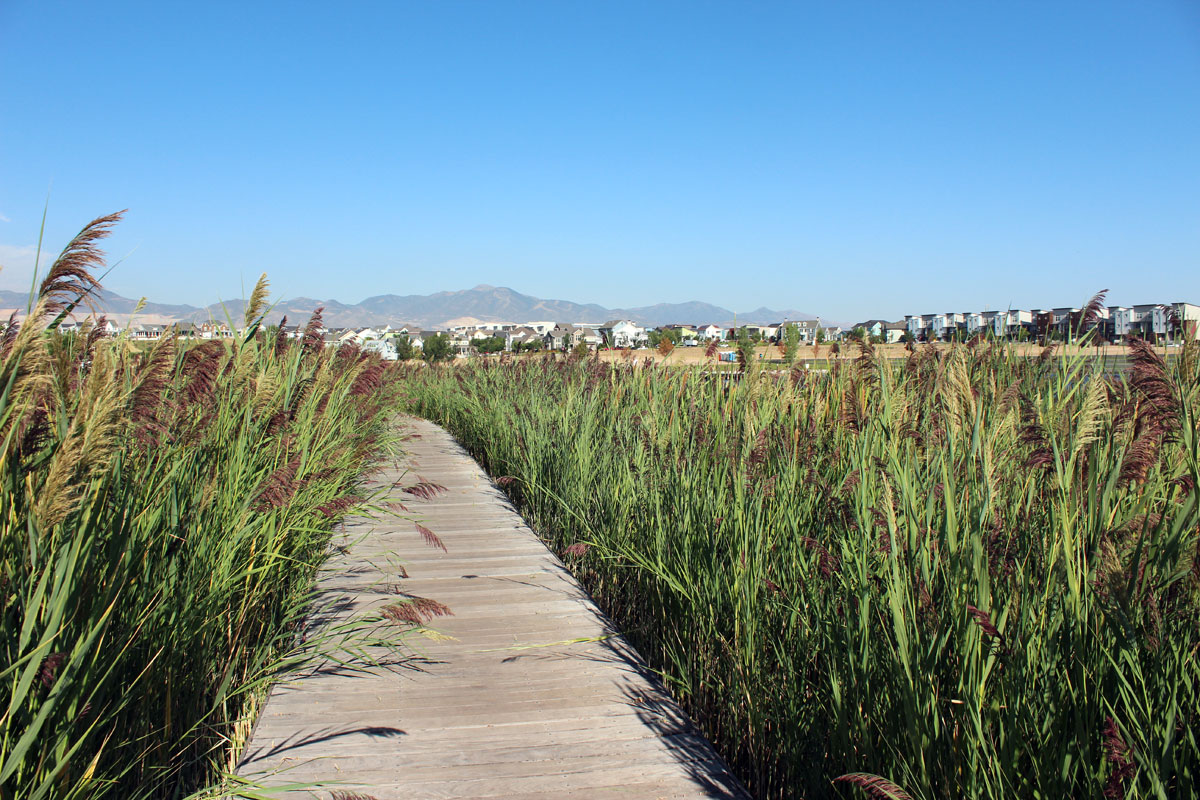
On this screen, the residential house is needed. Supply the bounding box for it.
[1107,306,1134,341]
[697,324,725,341]
[793,319,822,343]
[500,326,540,351]
[574,326,603,349]
[1169,302,1200,340]
[198,321,230,339]
[883,321,907,344]
[660,324,698,343]
[599,320,646,348]
[1049,307,1082,341]
[905,314,933,341]
[736,324,771,341]
[849,320,890,340]
[353,327,383,343]
[544,324,576,350]
[361,338,398,361]
[449,331,473,356]
[1123,302,1200,342]
[399,329,425,350]
[929,312,967,341]
[129,324,167,341]
[996,310,1033,339]
[1126,305,1156,339]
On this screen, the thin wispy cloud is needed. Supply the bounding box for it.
[0,213,11,223]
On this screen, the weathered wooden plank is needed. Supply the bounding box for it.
[237,417,747,799]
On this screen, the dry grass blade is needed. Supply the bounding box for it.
[415,523,447,552]
[302,306,325,355]
[1082,288,1110,329]
[316,495,360,517]
[381,595,452,625]
[273,315,289,356]
[38,210,125,314]
[404,479,448,499]
[380,602,421,625]
[408,595,452,619]
[1102,716,1136,799]
[37,653,67,689]
[965,604,1003,644]
[1119,336,1181,487]
[1,311,19,358]
[834,773,914,800]
[243,272,270,328]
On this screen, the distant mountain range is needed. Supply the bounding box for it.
[0,285,827,329]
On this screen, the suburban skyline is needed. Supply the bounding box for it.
[1,1,1198,323]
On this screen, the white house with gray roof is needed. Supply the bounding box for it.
[598,320,646,348]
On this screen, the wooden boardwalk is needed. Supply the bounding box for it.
[237,417,748,799]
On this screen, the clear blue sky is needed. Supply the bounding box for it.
[1,0,1197,321]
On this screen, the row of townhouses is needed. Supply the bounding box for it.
[903,302,1200,343]
[432,318,847,353]
[36,301,1194,362]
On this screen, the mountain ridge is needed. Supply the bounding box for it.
[0,286,831,329]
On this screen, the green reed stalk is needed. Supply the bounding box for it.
[1,214,405,798]
[403,338,1199,799]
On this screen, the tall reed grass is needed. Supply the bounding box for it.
[1,213,402,798]
[404,334,1200,798]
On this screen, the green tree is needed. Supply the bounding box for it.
[816,327,827,344]
[781,323,801,364]
[475,336,504,354]
[850,325,868,342]
[735,327,755,371]
[394,335,417,361]
[422,333,454,363]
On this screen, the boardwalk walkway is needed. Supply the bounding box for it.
[237,417,748,799]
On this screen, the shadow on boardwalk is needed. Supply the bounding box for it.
[235,417,749,799]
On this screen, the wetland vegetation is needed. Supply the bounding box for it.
[405,332,1200,799]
